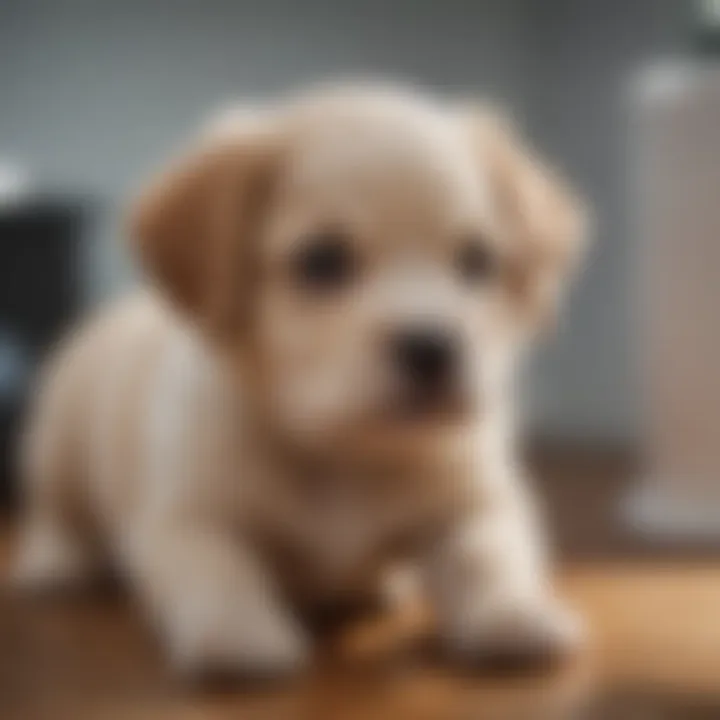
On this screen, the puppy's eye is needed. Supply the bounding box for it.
[455,237,498,285]
[292,232,357,291]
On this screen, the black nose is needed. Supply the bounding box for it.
[391,328,458,387]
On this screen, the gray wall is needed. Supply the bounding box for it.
[0,0,693,441]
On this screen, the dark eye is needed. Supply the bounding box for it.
[456,237,498,285]
[292,232,357,291]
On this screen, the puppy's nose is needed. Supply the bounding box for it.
[391,328,459,387]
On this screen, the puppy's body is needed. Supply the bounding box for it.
[19,290,519,604]
[14,85,586,674]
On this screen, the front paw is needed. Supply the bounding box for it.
[444,599,585,667]
[10,522,98,592]
[167,600,310,679]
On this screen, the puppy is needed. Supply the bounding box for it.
[13,84,588,676]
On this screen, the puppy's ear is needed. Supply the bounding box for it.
[130,120,280,336]
[468,109,589,329]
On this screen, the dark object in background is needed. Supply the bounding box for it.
[0,198,85,509]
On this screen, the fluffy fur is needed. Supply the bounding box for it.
[13,84,588,675]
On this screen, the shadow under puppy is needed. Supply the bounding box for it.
[13,84,588,676]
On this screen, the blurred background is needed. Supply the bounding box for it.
[0,0,695,448]
[1,1,719,716]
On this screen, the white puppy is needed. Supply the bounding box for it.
[13,84,588,676]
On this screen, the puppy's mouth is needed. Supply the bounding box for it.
[382,386,474,426]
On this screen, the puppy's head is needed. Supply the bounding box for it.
[132,86,587,459]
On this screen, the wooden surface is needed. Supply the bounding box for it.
[2,448,720,719]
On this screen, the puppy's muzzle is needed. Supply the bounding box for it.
[389,326,461,405]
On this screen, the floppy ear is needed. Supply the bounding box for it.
[130,122,279,336]
[469,109,589,328]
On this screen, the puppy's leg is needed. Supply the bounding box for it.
[126,523,308,677]
[12,401,100,590]
[424,485,583,665]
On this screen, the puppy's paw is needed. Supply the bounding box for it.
[445,598,585,667]
[168,601,309,679]
[10,523,97,592]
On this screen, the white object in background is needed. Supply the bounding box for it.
[625,60,720,539]
[0,161,31,206]
[698,0,720,29]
